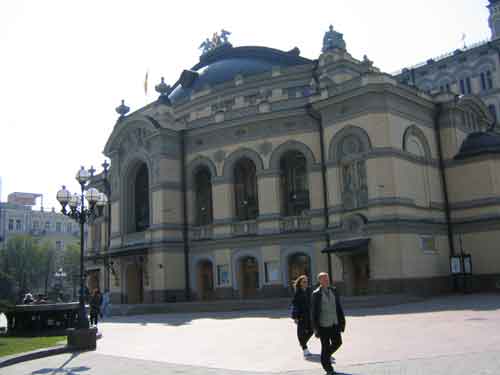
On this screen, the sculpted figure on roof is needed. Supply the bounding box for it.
[322,25,346,52]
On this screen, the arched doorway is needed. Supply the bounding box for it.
[197,260,214,300]
[126,263,143,304]
[288,253,311,288]
[239,256,259,299]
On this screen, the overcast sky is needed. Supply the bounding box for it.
[0,0,491,210]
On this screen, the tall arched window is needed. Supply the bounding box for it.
[403,126,431,207]
[134,163,150,232]
[280,151,310,216]
[339,135,368,210]
[195,167,213,225]
[234,158,258,221]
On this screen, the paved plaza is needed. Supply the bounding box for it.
[2,294,500,374]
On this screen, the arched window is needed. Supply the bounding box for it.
[194,167,213,225]
[280,151,310,216]
[234,158,259,221]
[481,70,494,91]
[339,135,368,210]
[403,126,431,207]
[134,163,150,232]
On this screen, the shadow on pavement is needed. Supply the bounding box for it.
[100,293,500,326]
[347,293,500,317]
[102,309,288,327]
[30,352,90,375]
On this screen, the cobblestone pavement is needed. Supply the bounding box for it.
[2,294,500,374]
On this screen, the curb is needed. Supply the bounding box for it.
[0,345,72,368]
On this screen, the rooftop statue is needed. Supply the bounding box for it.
[199,29,232,55]
[322,25,346,52]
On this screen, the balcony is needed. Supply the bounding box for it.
[191,225,214,241]
[280,215,312,233]
[232,220,258,236]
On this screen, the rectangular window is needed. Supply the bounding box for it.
[466,77,472,94]
[56,222,62,232]
[67,223,72,233]
[33,221,40,230]
[459,79,465,94]
[481,72,487,91]
[420,235,436,253]
[15,219,22,232]
[264,261,280,283]
[217,264,229,286]
[45,221,51,231]
[487,71,493,90]
[8,219,14,231]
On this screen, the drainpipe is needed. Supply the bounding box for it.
[434,102,457,290]
[180,129,191,301]
[306,103,332,279]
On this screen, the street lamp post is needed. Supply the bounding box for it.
[56,166,107,330]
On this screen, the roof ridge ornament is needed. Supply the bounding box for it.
[155,76,172,105]
[199,29,232,55]
[115,99,130,119]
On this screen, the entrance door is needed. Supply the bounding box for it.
[126,263,143,304]
[197,260,214,300]
[239,257,259,299]
[345,253,370,296]
[87,270,100,292]
[288,253,311,288]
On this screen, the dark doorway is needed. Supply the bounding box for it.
[197,260,214,300]
[126,263,143,304]
[288,253,311,288]
[239,256,259,299]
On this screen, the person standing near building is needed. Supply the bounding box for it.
[311,272,346,375]
[100,289,110,318]
[291,275,313,357]
[89,288,102,327]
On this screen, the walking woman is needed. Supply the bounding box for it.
[291,275,313,357]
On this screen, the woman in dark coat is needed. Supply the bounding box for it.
[291,275,313,357]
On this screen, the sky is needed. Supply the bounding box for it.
[0,0,492,210]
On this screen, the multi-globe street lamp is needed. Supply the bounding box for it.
[56,166,107,329]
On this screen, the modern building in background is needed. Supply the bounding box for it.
[85,2,500,304]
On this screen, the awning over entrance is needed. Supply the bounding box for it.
[322,238,370,255]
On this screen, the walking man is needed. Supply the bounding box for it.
[311,272,346,375]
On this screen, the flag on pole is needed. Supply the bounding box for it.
[144,70,149,95]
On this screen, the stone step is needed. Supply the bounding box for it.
[109,293,422,316]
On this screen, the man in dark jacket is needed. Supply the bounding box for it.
[311,272,346,375]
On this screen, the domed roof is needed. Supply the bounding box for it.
[168,45,313,104]
[455,131,500,160]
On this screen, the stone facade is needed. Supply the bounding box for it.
[86,15,500,304]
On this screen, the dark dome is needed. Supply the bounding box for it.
[169,45,312,104]
[455,131,500,160]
